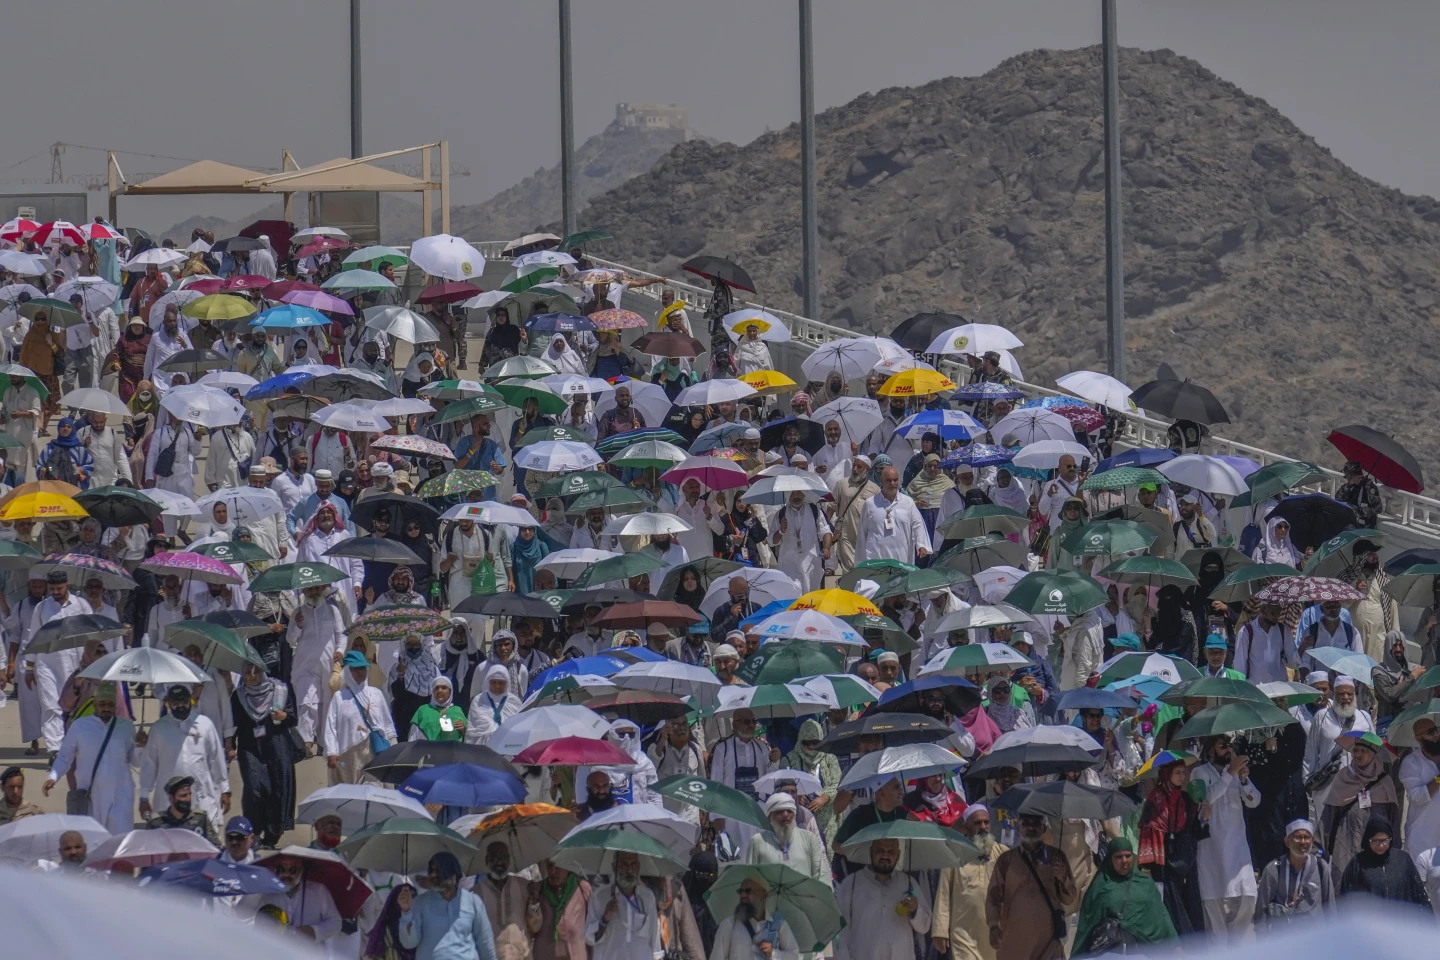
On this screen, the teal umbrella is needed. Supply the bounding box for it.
[1232,460,1326,507]
[936,504,1028,539]
[1304,528,1385,578]
[836,820,980,870]
[1005,569,1109,616]
[1384,563,1440,607]
[842,613,920,653]
[1080,466,1167,492]
[570,553,665,588]
[736,640,844,685]
[1062,519,1156,556]
[654,776,767,830]
[1097,556,1197,589]
[1208,563,1296,603]
[536,471,623,499]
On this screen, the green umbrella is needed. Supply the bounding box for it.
[842,613,920,653]
[934,533,1028,575]
[704,863,844,951]
[1097,652,1201,687]
[1062,518,1157,556]
[161,619,265,673]
[560,229,614,249]
[1096,556,1197,589]
[920,643,1034,676]
[249,561,350,593]
[483,355,558,380]
[1080,466,1167,492]
[496,378,568,416]
[421,379,502,401]
[1384,698,1440,748]
[417,469,499,499]
[571,552,666,588]
[20,297,83,328]
[837,820,980,870]
[1159,676,1269,706]
[514,425,595,448]
[1231,460,1326,507]
[552,828,687,877]
[836,559,919,591]
[1304,528,1385,578]
[536,470,623,499]
[434,394,509,425]
[871,567,973,601]
[0,430,25,449]
[500,265,562,294]
[191,540,274,564]
[936,504,1029,540]
[1207,563,1296,603]
[1384,563,1440,607]
[654,776,768,830]
[567,487,655,514]
[526,674,617,707]
[343,245,409,269]
[656,558,744,600]
[529,589,574,613]
[1173,701,1296,739]
[736,640,844,685]
[337,817,482,874]
[593,428,687,456]
[0,364,50,402]
[1005,569,1109,616]
[609,440,689,469]
[0,540,40,570]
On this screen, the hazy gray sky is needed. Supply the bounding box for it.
[8,0,1439,234]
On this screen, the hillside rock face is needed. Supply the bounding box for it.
[581,47,1440,475]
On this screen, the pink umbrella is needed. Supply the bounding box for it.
[1252,576,1365,605]
[371,435,456,460]
[182,277,226,295]
[283,289,354,316]
[662,455,750,491]
[139,551,245,585]
[31,220,85,247]
[512,736,635,767]
[1053,404,1106,433]
[221,274,270,291]
[589,308,647,330]
[295,237,351,259]
[254,846,373,918]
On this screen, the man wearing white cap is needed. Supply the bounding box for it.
[1290,671,1331,735]
[6,573,48,754]
[830,454,878,576]
[1302,674,1374,808]
[28,571,94,753]
[244,464,292,560]
[43,681,136,834]
[771,488,832,593]
[934,805,1006,960]
[1254,819,1334,927]
[810,419,850,480]
[744,791,831,887]
[286,467,354,538]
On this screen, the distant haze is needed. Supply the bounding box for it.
[7,0,1440,234]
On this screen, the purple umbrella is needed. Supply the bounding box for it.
[282,289,354,316]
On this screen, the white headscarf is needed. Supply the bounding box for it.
[403,350,438,384]
[986,467,1029,512]
[610,719,643,761]
[429,673,455,710]
[467,663,519,745]
[1259,516,1301,567]
[543,335,586,376]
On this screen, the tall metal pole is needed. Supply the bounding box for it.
[1102,0,1125,380]
[559,0,577,240]
[799,0,820,319]
[350,0,363,158]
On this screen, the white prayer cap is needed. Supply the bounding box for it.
[790,451,809,465]
[314,468,333,481]
[714,644,740,660]
[1334,675,1356,690]
[764,792,796,815]
[372,462,394,477]
[764,451,783,465]
[964,804,990,821]
[876,651,900,665]
[854,454,872,467]
[742,427,761,441]
[27,566,45,581]
[1305,670,1329,685]
[1286,819,1315,837]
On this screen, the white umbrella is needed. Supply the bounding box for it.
[802,337,886,382]
[196,486,284,524]
[592,380,671,429]
[296,783,433,834]
[143,488,200,517]
[196,370,258,392]
[810,396,882,446]
[1157,455,1248,496]
[0,250,47,276]
[563,804,699,858]
[310,403,391,433]
[0,814,110,864]
[839,743,967,790]
[125,247,185,269]
[538,548,620,580]
[60,387,129,416]
[490,704,612,756]
[873,355,936,377]
[159,384,243,428]
[932,603,1034,633]
[700,567,802,611]
[442,501,539,526]
[185,237,212,253]
[723,309,791,342]
[419,379,489,399]
[742,472,831,506]
[410,234,487,282]
[79,646,209,686]
[989,408,1075,446]
[1056,371,1135,411]
[754,769,824,797]
[752,609,866,648]
[972,566,1027,603]
[363,305,441,344]
[924,323,1024,356]
[713,683,833,719]
[990,725,1102,753]
[612,660,723,707]
[366,396,437,418]
[917,643,1034,677]
[55,278,119,314]
[542,374,615,399]
[147,289,203,330]
[293,226,351,242]
[84,827,219,870]
[0,282,44,304]
[512,440,603,473]
[1010,439,1091,470]
[600,513,692,538]
[674,378,757,407]
[513,250,577,270]
[994,348,1024,380]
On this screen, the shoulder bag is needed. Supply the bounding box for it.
[354,690,392,758]
[66,716,117,817]
[1083,880,1136,955]
[1018,848,1069,945]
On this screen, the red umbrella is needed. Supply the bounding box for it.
[254,846,374,918]
[1252,576,1365,605]
[1327,425,1425,494]
[31,220,86,247]
[238,219,296,257]
[418,281,483,305]
[512,736,635,767]
[295,237,351,259]
[594,600,704,629]
[221,274,270,292]
[1053,404,1106,433]
[182,277,226,295]
[263,279,320,300]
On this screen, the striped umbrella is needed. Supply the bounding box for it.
[593,427,685,456]
[1080,466,1167,492]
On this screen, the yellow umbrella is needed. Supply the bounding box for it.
[790,588,881,617]
[0,492,87,522]
[878,369,956,397]
[657,300,688,329]
[739,370,798,394]
[0,479,81,510]
[182,294,257,323]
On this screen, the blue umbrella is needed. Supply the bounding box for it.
[526,312,596,334]
[138,858,288,897]
[1019,396,1086,410]
[875,673,981,716]
[740,598,798,631]
[603,647,669,665]
[1055,687,1138,711]
[896,409,986,442]
[399,763,527,807]
[943,443,1013,469]
[1096,448,1176,472]
[528,654,632,694]
[244,369,321,401]
[690,421,751,453]
[252,303,330,329]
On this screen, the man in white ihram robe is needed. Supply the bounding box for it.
[7,576,47,747]
[770,494,832,593]
[854,470,931,565]
[289,587,350,750]
[296,521,363,620]
[27,575,94,750]
[139,685,230,828]
[44,683,137,834]
[1190,737,1260,943]
[586,858,663,960]
[833,839,934,960]
[324,654,397,784]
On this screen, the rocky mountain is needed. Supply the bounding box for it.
[581,47,1440,478]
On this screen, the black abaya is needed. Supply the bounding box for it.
[230,684,300,847]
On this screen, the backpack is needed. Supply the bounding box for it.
[154,427,182,479]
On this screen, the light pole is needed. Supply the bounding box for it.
[799,0,820,319]
[350,0,362,158]
[559,0,576,240]
[1102,0,1125,379]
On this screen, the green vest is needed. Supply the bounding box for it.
[411,703,467,742]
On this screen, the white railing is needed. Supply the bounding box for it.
[430,241,1440,541]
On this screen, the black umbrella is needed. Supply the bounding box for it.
[1128,379,1231,424]
[990,780,1137,820]
[561,587,648,613]
[759,417,825,455]
[585,690,692,725]
[1386,548,1440,577]
[350,494,442,537]
[889,312,967,354]
[305,370,394,403]
[1265,494,1357,552]
[199,610,271,639]
[74,486,164,527]
[453,592,560,619]
[365,740,519,784]
[158,348,229,376]
[325,536,424,565]
[1328,424,1425,494]
[680,256,755,293]
[965,743,1101,779]
[28,614,128,653]
[268,395,332,420]
[820,713,954,755]
[212,235,265,254]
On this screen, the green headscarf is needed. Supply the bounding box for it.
[1072,837,1178,952]
[795,719,825,767]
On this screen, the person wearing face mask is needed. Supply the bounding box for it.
[1400,717,1440,843]
[933,805,1006,960]
[325,649,396,785]
[42,681,136,835]
[1303,675,1376,807]
[348,334,398,393]
[104,316,153,404]
[289,582,349,756]
[577,719,659,809]
[138,684,230,829]
[144,775,220,845]
[436,619,481,714]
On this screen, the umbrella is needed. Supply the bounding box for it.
[368,434,458,461]
[1388,548,1440,576]
[681,255,754,291]
[839,742,967,790]
[838,820,980,870]
[633,330,706,358]
[350,493,442,536]
[896,408,985,442]
[0,491,87,522]
[60,386,130,417]
[607,440,690,470]
[698,567,802,612]
[802,337,888,381]
[161,619,264,673]
[662,456,750,492]
[1160,676,1270,706]
[139,550,244,585]
[138,857,287,897]
[733,640,844,686]
[713,682,833,720]
[1304,646,1380,680]
[873,674,981,718]
[809,396,884,447]
[1156,455,1248,496]
[30,554,134,590]
[336,817,482,875]
[802,674,882,710]
[1096,651,1201,687]
[467,804,578,870]
[552,828,688,878]
[1253,680,1324,706]
[510,735,635,767]
[85,828,218,871]
[510,440,603,473]
[930,603,1035,634]
[78,645,209,686]
[924,322,1024,356]
[364,739,517,784]
[0,814,110,864]
[409,234,486,280]
[309,403,390,433]
[1383,563,1440,606]
[247,560,351,593]
[990,408,1075,446]
[789,588,879,617]
[1063,518,1157,556]
[967,742,1101,780]
[182,293,256,323]
[991,781,1137,820]
[599,513,692,539]
[751,610,866,649]
[1056,370,1135,410]
[580,690,692,725]
[1128,378,1230,424]
[195,486,283,526]
[1328,424,1424,493]
[489,704,612,755]
[593,599,702,629]
[1097,556,1197,589]
[1383,699,1440,748]
[344,245,409,269]
[1208,563,1300,603]
[889,312,966,352]
[937,505,1030,540]
[1054,687,1141,711]
[0,540,38,573]
[870,567,972,602]
[1304,528,1387,578]
[159,385,244,428]
[1080,466,1167,493]
[348,605,450,643]
[704,863,843,951]
[1005,569,1108,616]
[1009,439,1091,471]
[612,660,722,706]
[1173,701,1296,739]
[652,776,767,831]
[1252,576,1365,605]
[137,488,200,518]
[820,713,954,753]
[878,369,956,398]
[1231,460,1328,506]
[26,613,128,654]
[916,643,1034,678]
[399,763,528,807]
[742,472,831,507]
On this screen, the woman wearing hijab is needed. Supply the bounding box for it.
[1338,815,1430,905]
[480,307,522,369]
[37,417,95,488]
[1253,517,1302,567]
[902,432,944,489]
[400,351,438,398]
[104,317,153,404]
[1138,759,1205,934]
[543,334,586,376]
[1148,585,1198,661]
[906,452,955,542]
[408,675,468,742]
[1073,838,1178,955]
[1187,551,1232,639]
[1047,496,1089,570]
[671,567,709,615]
[683,851,720,956]
[465,664,520,746]
[985,465,1030,514]
[781,718,842,847]
[71,518,105,558]
[387,633,440,742]
[397,517,437,603]
[650,355,693,402]
[230,661,299,848]
[1322,735,1398,876]
[510,524,550,595]
[365,883,419,960]
[127,379,160,447]
[1373,629,1421,723]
